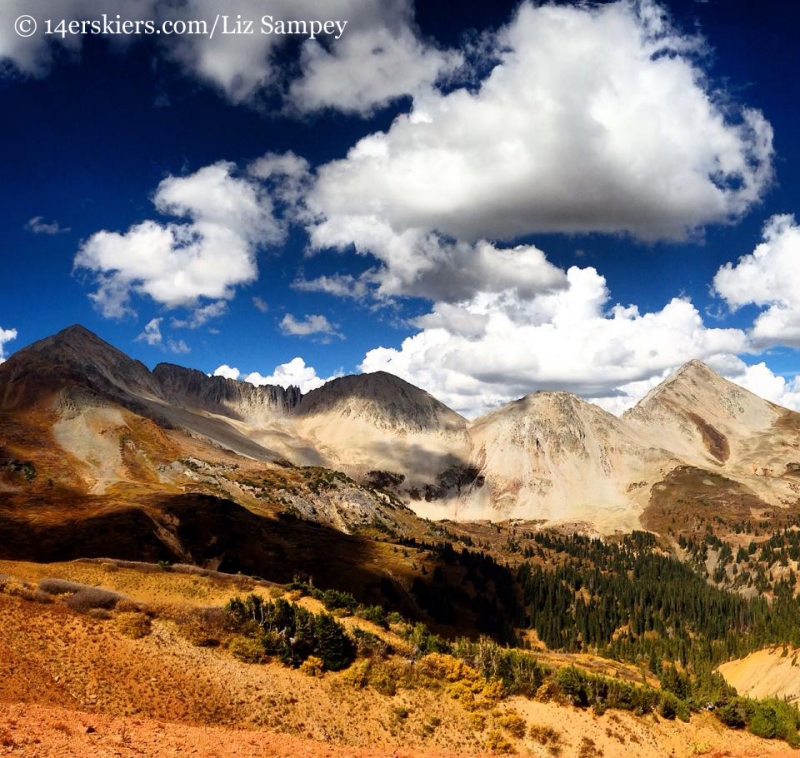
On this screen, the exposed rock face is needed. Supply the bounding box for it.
[0,324,163,411]
[4,326,800,533]
[466,391,675,529]
[296,371,471,489]
[154,364,301,425]
[623,360,782,468]
[293,372,473,488]
[296,372,466,433]
[623,359,800,511]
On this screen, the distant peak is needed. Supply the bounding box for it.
[51,324,102,344]
[22,324,123,358]
[678,358,714,374]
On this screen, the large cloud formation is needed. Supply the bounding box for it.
[56,0,796,417]
[0,0,448,113]
[308,0,773,250]
[714,214,800,348]
[74,160,288,318]
[360,266,755,416]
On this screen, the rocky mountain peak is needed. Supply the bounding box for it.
[0,324,162,409]
[296,371,467,433]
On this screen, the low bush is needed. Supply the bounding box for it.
[175,606,229,647]
[356,604,388,628]
[229,635,265,663]
[498,710,526,739]
[116,612,152,639]
[65,587,122,613]
[529,723,562,746]
[352,627,391,659]
[416,652,480,684]
[485,728,516,754]
[299,655,324,677]
[38,578,89,595]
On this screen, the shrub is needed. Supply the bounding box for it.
[116,612,152,639]
[315,613,355,671]
[364,660,398,695]
[711,699,739,729]
[469,713,487,732]
[416,653,480,684]
[744,698,800,744]
[356,604,388,628]
[229,635,265,663]
[530,724,562,746]
[299,655,324,677]
[340,659,371,689]
[176,606,228,647]
[352,627,391,659]
[485,729,516,754]
[65,587,122,613]
[578,737,603,758]
[498,710,526,739]
[555,666,589,707]
[38,578,90,595]
[320,589,358,614]
[658,691,689,722]
[405,622,450,657]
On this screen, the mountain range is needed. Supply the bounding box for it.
[2,325,799,538]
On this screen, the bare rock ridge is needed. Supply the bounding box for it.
[2,324,800,532]
[154,363,301,424]
[297,371,467,432]
[0,324,163,411]
[621,358,800,514]
[623,358,782,466]
[466,390,677,529]
[294,372,474,490]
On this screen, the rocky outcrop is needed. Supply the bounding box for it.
[293,372,473,489]
[296,372,467,433]
[0,324,163,411]
[466,391,675,528]
[154,364,300,424]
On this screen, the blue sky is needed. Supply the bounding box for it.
[2,0,800,416]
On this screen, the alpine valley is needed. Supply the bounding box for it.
[2,325,800,757]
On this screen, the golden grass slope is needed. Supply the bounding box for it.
[0,559,795,758]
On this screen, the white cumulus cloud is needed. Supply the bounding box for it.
[309,0,773,249]
[1,0,446,114]
[306,219,568,303]
[289,20,459,115]
[714,214,800,348]
[161,0,449,110]
[75,160,286,318]
[171,300,228,329]
[360,265,751,417]
[135,317,164,346]
[214,357,338,393]
[279,313,343,339]
[0,327,18,363]
[213,364,241,380]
